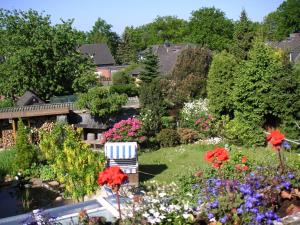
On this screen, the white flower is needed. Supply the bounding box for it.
[142,212,150,218]
[182,213,191,219]
[149,209,155,214]
[158,192,166,198]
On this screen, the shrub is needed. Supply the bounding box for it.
[156,129,180,147]
[161,116,176,129]
[179,98,209,129]
[102,118,144,143]
[231,41,299,146]
[39,165,56,181]
[177,128,200,144]
[110,84,139,97]
[14,119,37,173]
[207,51,237,119]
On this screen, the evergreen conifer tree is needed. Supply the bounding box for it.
[139,49,160,83]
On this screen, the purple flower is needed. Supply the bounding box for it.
[255,213,265,222]
[288,172,295,179]
[211,200,219,208]
[237,207,243,214]
[219,215,227,223]
[207,213,214,219]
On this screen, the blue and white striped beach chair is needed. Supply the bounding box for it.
[104,142,139,185]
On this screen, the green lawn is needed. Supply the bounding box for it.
[138,143,300,184]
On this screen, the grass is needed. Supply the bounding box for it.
[0,147,16,182]
[138,143,300,184]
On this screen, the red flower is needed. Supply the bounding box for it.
[267,130,285,148]
[241,156,247,163]
[243,165,249,171]
[97,166,128,188]
[204,147,229,169]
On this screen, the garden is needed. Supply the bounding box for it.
[0,3,300,224]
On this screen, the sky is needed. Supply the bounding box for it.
[1,0,285,34]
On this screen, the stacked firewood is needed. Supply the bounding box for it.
[2,130,14,148]
[31,122,55,144]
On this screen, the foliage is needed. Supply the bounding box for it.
[231,41,299,146]
[39,123,65,164]
[0,98,14,108]
[116,16,187,64]
[72,71,98,94]
[177,128,200,144]
[101,118,144,143]
[0,147,16,182]
[0,9,95,99]
[230,10,257,60]
[169,46,212,103]
[179,98,209,129]
[39,124,105,201]
[123,181,195,225]
[139,49,160,83]
[109,84,139,97]
[161,116,176,129]
[116,26,146,64]
[112,64,137,85]
[139,80,166,136]
[207,51,238,119]
[188,7,234,51]
[44,125,105,202]
[263,0,300,40]
[76,86,128,119]
[14,119,37,173]
[86,18,120,60]
[39,165,56,181]
[156,129,180,148]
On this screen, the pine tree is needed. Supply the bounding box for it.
[230,10,257,60]
[139,49,160,83]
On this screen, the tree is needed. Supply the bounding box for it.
[168,46,212,105]
[0,9,95,99]
[263,0,300,40]
[139,49,160,83]
[112,64,137,85]
[188,7,234,51]
[230,10,257,60]
[140,80,166,136]
[76,86,128,119]
[116,26,146,64]
[207,51,238,119]
[14,119,36,173]
[87,18,120,60]
[230,41,299,145]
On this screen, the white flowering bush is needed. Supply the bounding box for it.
[179,98,211,130]
[123,181,196,224]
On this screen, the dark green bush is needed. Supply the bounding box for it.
[161,116,176,129]
[156,129,180,148]
[177,128,200,144]
[110,84,139,97]
[14,119,37,173]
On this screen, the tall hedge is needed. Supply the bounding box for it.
[230,41,299,145]
[207,51,238,119]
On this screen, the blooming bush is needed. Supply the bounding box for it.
[123,181,196,225]
[102,118,145,143]
[180,99,209,129]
